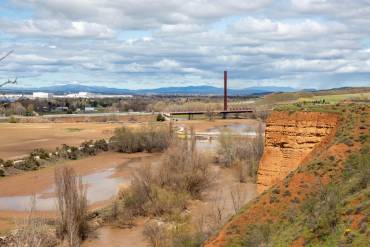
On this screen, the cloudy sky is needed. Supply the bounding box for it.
[0,0,370,89]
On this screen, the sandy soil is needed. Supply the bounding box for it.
[0,122,126,159]
[0,119,258,160]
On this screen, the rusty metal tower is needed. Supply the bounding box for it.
[224,70,228,111]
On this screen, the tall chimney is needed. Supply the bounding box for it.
[224,70,228,111]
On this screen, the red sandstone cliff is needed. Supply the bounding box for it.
[256,111,338,193]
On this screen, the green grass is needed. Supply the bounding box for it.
[222,106,370,247]
[297,93,370,104]
[225,150,369,247]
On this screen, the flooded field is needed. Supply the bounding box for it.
[0,152,158,232]
[0,119,262,241]
[0,168,127,211]
[84,121,261,246]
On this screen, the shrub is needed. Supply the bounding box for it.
[143,222,171,247]
[80,140,97,156]
[140,124,171,153]
[343,152,369,193]
[119,166,156,217]
[156,114,166,122]
[56,144,81,160]
[171,226,206,247]
[8,115,18,123]
[0,168,5,177]
[147,186,189,217]
[110,127,143,153]
[110,125,171,153]
[94,139,109,151]
[31,148,50,160]
[283,190,291,197]
[3,160,13,167]
[14,156,41,171]
[301,184,341,238]
[157,142,211,198]
[116,140,211,219]
[242,223,272,247]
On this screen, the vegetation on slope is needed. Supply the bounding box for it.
[206,103,369,247]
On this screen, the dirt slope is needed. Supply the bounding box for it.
[257,111,338,193]
[205,104,369,247]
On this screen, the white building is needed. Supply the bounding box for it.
[84,107,96,112]
[33,92,53,99]
[54,92,134,99]
[64,92,95,98]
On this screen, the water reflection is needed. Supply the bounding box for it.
[0,168,127,211]
[203,123,259,136]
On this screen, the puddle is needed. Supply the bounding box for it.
[0,168,127,211]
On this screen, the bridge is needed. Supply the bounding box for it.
[166,71,254,119]
[164,108,254,120]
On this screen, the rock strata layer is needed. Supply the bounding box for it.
[257,111,338,193]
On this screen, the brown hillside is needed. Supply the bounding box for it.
[257,111,338,193]
[204,104,369,247]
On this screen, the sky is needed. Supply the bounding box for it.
[0,0,370,89]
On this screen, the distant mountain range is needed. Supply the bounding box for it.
[1,84,298,96]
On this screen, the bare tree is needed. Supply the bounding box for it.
[55,167,88,247]
[0,50,13,63]
[0,50,17,88]
[208,189,227,227]
[230,184,248,214]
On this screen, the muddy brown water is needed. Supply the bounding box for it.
[83,122,260,246]
[0,168,127,211]
[0,152,158,233]
[0,121,260,244]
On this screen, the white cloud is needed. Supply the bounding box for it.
[0,0,369,89]
[12,0,272,29]
[1,19,115,38]
[231,17,347,40]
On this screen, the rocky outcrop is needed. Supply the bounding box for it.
[257,111,338,193]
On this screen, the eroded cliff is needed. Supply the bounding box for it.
[256,111,338,193]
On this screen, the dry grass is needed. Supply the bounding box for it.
[12,197,57,247]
